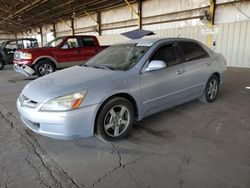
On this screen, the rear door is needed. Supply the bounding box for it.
[78,36,99,62]
[140,42,187,116]
[178,41,211,97]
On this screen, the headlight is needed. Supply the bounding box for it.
[40,91,87,111]
[20,52,32,60]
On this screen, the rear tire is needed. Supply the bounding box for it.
[34,60,56,77]
[0,60,4,70]
[199,74,220,103]
[96,97,135,142]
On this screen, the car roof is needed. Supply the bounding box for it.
[119,37,201,45]
[61,35,96,38]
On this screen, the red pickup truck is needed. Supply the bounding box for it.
[14,35,108,76]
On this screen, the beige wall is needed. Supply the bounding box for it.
[0,31,15,42]
[8,0,250,67]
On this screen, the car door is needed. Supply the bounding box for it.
[58,37,82,67]
[178,41,211,97]
[78,36,99,62]
[3,41,18,64]
[140,42,187,117]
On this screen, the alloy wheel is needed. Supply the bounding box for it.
[207,79,218,100]
[104,105,130,137]
[39,63,53,75]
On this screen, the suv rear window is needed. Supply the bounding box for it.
[79,37,95,47]
[180,41,209,62]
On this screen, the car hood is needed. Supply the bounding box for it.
[18,47,54,53]
[22,66,121,103]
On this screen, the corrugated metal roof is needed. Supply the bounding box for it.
[0,0,136,32]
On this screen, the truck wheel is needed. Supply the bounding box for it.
[34,60,56,77]
[0,60,4,70]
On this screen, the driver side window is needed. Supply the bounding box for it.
[62,38,79,49]
[150,44,178,67]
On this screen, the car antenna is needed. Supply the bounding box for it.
[178,33,181,38]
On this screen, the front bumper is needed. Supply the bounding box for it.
[17,99,99,140]
[14,63,35,76]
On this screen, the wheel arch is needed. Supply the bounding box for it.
[32,56,58,69]
[211,72,220,84]
[94,93,139,133]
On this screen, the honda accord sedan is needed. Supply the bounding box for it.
[17,38,227,142]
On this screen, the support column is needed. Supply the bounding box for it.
[124,0,141,30]
[71,18,75,36]
[39,26,43,46]
[53,23,56,38]
[138,0,142,29]
[207,0,216,48]
[97,12,102,36]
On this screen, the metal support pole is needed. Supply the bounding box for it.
[97,12,102,35]
[138,0,142,29]
[211,0,216,25]
[71,18,75,36]
[207,0,215,48]
[52,23,56,38]
[124,0,141,29]
[39,27,43,46]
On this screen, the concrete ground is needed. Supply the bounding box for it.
[0,65,249,188]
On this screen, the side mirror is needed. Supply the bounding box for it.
[145,60,166,72]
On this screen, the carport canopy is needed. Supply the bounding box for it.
[0,0,136,33]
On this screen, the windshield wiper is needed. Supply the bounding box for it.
[93,65,113,70]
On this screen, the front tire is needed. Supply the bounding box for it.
[34,60,56,77]
[96,97,135,142]
[200,74,220,103]
[0,60,4,70]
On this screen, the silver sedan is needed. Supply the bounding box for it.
[17,38,227,142]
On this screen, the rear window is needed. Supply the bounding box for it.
[80,37,95,47]
[180,42,209,62]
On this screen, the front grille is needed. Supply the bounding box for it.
[14,51,20,60]
[19,95,38,108]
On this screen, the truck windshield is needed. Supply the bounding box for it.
[45,37,64,47]
[85,43,150,71]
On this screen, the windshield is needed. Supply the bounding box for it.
[45,37,64,47]
[86,43,149,71]
[22,40,38,48]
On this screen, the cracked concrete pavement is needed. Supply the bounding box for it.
[0,65,250,188]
